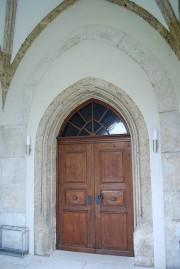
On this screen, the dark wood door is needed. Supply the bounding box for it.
[56,137,134,256]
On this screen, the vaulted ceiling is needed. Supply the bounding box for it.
[0,0,179,106]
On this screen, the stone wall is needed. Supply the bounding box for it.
[161,110,180,269]
[0,125,26,228]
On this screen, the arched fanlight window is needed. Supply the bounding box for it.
[59,100,129,137]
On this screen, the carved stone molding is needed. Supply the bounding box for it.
[155,0,180,58]
[0,0,17,103]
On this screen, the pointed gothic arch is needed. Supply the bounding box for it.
[34,77,153,266]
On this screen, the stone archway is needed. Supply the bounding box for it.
[34,77,153,266]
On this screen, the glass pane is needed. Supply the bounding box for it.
[107,120,127,134]
[84,122,92,133]
[79,103,92,121]
[94,121,102,133]
[62,123,79,136]
[96,128,108,135]
[61,100,129,137]
[78,129,90,136]
[100,110,118,127]
[70,113,85,128]
[93,102,107,121]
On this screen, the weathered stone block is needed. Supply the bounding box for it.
[165,219,180,269]
[162,153,180,191]
[0,159,1,186]
[34,226,54,256]
[0,157,26,188]
[2,125,26,157]
[154,78,178,113]
[0,213,26,226]
[164,191,180,221]
[160,111,180,152]
[0,189,26,213]
[0,126,2,157]
[134,224,154,267]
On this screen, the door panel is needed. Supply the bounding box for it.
[101,190,126,207]
[56,138,134,256]
[65,190,87,205]
[101,213,127,249]
[57,143,94,252]
[64,151,87,183]
[94,141,134,256]
[99,150,124,183]
[63,211,88,246]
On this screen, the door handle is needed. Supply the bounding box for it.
[96,193,104,205]
[88,195,92,205]
[110,197,117,201]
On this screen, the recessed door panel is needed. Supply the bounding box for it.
[101,213,128,249]
[94,141,134,256]
[101,190,126,207]
[63,211,88,246]
[64,151,86,183]
[56,138,134,256]
[65,190,87,205]
[57,143,94,252]
[99,150,124,183]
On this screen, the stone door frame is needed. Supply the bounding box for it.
[34,77,154,266]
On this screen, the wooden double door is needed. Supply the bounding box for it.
[56,137,134,256]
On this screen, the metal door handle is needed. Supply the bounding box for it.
[96,193,104,205]
[88,195,92,205]
[110,197,117,201]
[99,193,104,200]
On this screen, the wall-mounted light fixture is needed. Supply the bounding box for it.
[153,129,158,152]
[26,136,31,155]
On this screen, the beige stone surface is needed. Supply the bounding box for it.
[160,110,180,152]
[0,159,2,187]
[164,191,180,221]
[162,152,180,191]
[0,189,25,213]
[153,78,178,113]
[0,250,155,269]
[2,125,26,157]
[0,127,2,157]
[165,218,180,269]
[0,157,26,188]
[0,212,26,226]
[134,224,154,267]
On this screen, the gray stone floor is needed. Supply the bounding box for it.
[0,250,155,269]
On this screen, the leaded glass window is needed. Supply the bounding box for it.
[60,100,129,137]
